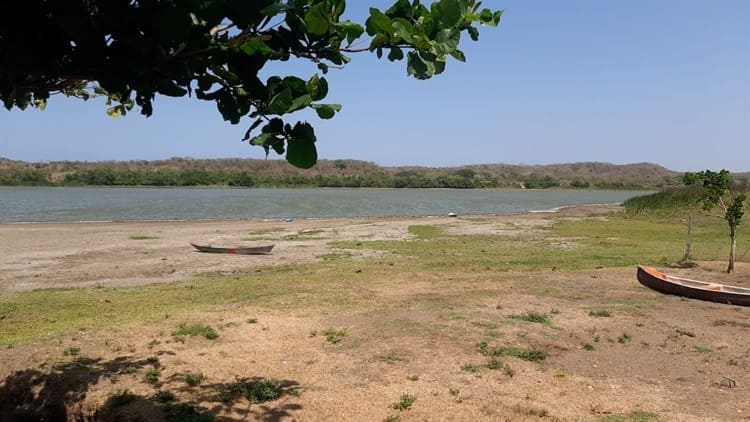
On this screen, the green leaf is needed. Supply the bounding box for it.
[288,94,312,113]
[305,6,330,36]
[210,65,241,85]
[280,76,308,97]
[250,133,283,157]
[450,49,466,62]
[366,8,395,36]
[407,51,430,79]
[262,117,284,134]
[370,33,390,51]
[260,3,292,17]
[286,122,317,169]
[467,26,479,41]
[311,103,341,119]
[433,57,446,75]
[388,46,404,61]
[489,10,504,27]
[197,75,215,91]
[438,0,462,27]
[336,21,365,45]
[268,88,293,115]
[386,0,414,19]
[239,39,274,57]
[391,19,414,43]
[216,89,241,123]
[432,28,460,55]
[156,80,188,97]
[106,105,125,118]
[329,0,346,20]
[306,75,329,101]
[243,118,264,141]
[479,9,494,24]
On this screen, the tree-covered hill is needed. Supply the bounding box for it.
[0,157,716,189]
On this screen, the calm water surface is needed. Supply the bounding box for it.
[0,187,651,223]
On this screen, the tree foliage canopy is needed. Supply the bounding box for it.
[0,0,501,168]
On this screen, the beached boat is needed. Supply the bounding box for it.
[636,266,750,306]
[190,243,274,255]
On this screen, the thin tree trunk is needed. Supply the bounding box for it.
[682,213,693,263]
[727,225,736,273]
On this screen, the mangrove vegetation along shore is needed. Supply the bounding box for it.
[3,157,741,190]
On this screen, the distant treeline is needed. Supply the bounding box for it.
[4,157,739,190]
[0,169,51,186]
[0,166,652,189]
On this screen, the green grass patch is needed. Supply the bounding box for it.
[407,225,443,239]
[184,372,206,387]
[218,378,283,403]
[332,211,747,274]
[391,393,416,410]
[508,312,551,326]
[322,328,347,344]
[477,341,547,362]
[589,309,612,318]
[173,324,218,340]
[144,368,161,383]
[499,347,548,362]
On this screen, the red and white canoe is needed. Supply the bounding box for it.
[637,265,750,307]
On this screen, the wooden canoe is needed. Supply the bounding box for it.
[190,243,274,255]
[637,265,750,306]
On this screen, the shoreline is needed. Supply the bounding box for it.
[0,203,623,225]
[0,205,621,294]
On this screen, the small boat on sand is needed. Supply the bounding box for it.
[636,265,750,306]
[190,243,274,255]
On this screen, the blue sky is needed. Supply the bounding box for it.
[1,1,748,171]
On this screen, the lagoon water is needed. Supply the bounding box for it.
[0,187,651,223]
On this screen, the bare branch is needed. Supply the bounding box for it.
[210,24,235,36]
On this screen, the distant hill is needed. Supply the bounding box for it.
[0,157,744,189]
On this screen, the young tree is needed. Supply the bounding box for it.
[0,0,501,168]
[683,170,747,273]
